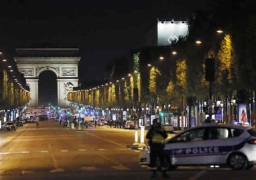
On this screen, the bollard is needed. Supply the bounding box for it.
[67,122,70,128]
[135,129,138,143]
[140,126,145,144]
[132,129,140,148]
[78,123,81,131]
[71,123,75,129]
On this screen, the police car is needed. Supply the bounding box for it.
[140,123,256,170]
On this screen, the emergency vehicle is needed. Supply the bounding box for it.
[140,123,256,170]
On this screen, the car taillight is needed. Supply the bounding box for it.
[247,139,256,144]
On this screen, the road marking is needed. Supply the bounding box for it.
[21,151,30,153]
[22,170,34,174]
[41,150,48,153]
[86,132,127,148]
[0,152,10,155]
[78,149,86,151]
[50,168,64,173]
[188,171,206,180]
[81,166,97,171]
[111,165,129,170]
[98,149,105,151]
[100,154,129,170]
[61,150,68,152]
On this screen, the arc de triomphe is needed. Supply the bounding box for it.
[15,48,80,107]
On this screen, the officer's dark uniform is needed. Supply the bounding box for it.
[146,118,169,178]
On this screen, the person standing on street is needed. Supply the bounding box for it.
[146,118,169,178]
[35,116,39,128]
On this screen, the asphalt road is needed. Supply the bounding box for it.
[0,120,256,180]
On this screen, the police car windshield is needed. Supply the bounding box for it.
[248,128,256,136]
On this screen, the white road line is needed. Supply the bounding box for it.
[78,149,86,151]
[22,170,34,174]
[188,170,206,180]
[61,150,68,152]
[41,150,48,153]
[81,166,97,171]
[98,149,105,151]
[0,152,10,155]
[21,151,30,154]
[50,168,64,173]
[85,132,127,148]
[100,154,129,170]
[111,165,129,170]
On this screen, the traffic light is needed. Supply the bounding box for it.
[131,115,137,120]
[205,58,215,82]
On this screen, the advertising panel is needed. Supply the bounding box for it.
[157,20,189,46]
[238,104,248,123]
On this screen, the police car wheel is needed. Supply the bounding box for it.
[228,153,247,170]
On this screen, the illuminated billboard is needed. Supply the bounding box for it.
[238,104,248,123]
[157,20,189,46]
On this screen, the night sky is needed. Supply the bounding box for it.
[0,0,219,105]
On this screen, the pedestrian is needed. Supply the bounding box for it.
[35,116,39,128]
[146,118,169,178]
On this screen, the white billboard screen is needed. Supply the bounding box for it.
[157,21,189,46]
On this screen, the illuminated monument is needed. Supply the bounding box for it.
[14,48,80,107]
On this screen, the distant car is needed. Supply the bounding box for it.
[125,120,135,129]
[140,123,256,170]
[162,124,174,133]
[5,122,16,131]
[16,121,23,127]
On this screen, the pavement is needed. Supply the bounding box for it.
[0,120,255,180]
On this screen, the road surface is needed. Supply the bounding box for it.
[0,120,255,180]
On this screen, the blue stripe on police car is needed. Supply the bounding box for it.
[164,139,247,156]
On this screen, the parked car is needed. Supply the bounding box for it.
[5,122,16,131]
[16,121,23,127]
[124,120,135,129]
[162,124,174,133]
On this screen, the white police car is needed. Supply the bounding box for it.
[140,123,256,170]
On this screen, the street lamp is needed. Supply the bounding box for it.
[216,30,223,34]
[195,40,202,44]
[172,51,177,55]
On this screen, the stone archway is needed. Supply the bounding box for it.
[15,48,80,107]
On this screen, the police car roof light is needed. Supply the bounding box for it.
[247,139,256,145]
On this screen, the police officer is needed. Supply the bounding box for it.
[146,118,169,178]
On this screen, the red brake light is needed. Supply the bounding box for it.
[247,139,256,144]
